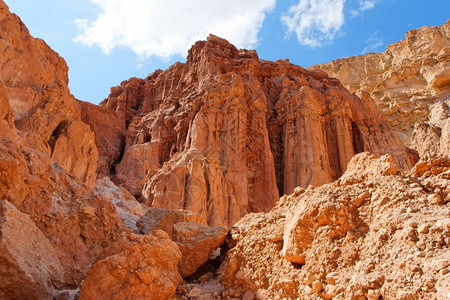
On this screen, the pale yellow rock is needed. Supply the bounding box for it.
[311,20,450,145]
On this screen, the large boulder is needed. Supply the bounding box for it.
[173,222,228,278]
[137,208,228,278]
[137,207,205,236]
[0,200,64,299]
[79,231,182,300]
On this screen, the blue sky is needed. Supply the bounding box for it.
[4,0,449,104]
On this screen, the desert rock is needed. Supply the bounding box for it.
[220,153,450,299]
[94,177,146,232]
[79,231,182,300]
[411,95,450,157]
[173,221,228,278]
[78,100,126,178]
[0,1,98,189]
[97,34,416,226]
[137,207,227,277]
[0,200,64,299]
[137,207,206,236]
[310,20,450,145]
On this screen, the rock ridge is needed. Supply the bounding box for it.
[310,20,450,145]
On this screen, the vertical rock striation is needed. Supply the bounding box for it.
[96,35,416,226]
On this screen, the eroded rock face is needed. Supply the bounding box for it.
[0,200,64,300]
[220,153,450,299]
[79,231,182,300]
[78,100,125,178]
[310,20,450,145]
[0,3,126,288]
[411,96,450,158]
[97,34,415,226]
[0,1,98,189]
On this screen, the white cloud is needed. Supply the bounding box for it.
[351,0,377,17]
[362,31,384,53]
[281,0,345,47]
[359,0,376,11]
[74,0,275,58]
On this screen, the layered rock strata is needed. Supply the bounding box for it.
[310,20,450,145]
[91,35,416,226]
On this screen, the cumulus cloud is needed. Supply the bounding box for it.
[74,0,275,58]
[281,0,345,47]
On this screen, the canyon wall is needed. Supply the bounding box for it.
[85,35,417,226]
[310,20,450,146]
[0,2,131,290]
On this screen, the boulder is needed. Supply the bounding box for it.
[79,231,182,300]
[173,222,228,278]
[137,207,228,277]
[137,207,205,237]
[0,200,64,299]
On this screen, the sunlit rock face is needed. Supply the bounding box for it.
[221,153,450,299]
[310,20,450,146]
[94,34,416,226]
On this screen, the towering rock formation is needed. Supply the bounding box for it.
[91,35,416,226]
[0,1,98,189]
[310,20,450,145]
[0,1,128,289]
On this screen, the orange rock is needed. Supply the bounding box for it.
[137,208,227,277]
[173,221,228,278]
[137,207,206,237]
[79,231,182,300]
[411,97,450,158]
[99,34,415,226]
[78,99,125,177]
[0,200,64,299]
[0,2,98,189]
[94,177,146,232]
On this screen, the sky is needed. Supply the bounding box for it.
[4,0,449,105]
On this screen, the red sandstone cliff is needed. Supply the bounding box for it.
[85,35,417,226]
[0,2,128,292]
